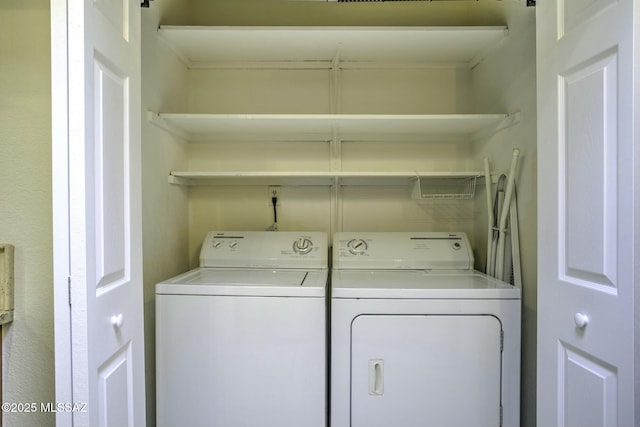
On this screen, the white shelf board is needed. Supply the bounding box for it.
[157,26,508,68]
[169,170,482,187]
[149,112,510,141]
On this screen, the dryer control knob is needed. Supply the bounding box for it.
[293,238,313,254]
[347,238,368,255]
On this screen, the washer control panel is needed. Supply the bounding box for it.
[293,237,314,254]
[200,231,328,269]
[346,238,368,255]
[333,232,474,270]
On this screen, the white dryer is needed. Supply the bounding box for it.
[156,231,328,427]
[330,232,521,427]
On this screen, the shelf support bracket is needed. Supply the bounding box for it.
[331,176,343,236]
[147,111,190,141]
[330,129,342,172]
[471,111,521,141]
[168,175,194,186]
[330,47,341,114]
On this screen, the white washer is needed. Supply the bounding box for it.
[330,232,521,427]
[156,231,328,427]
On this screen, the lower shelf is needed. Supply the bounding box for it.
[168,171,483,192]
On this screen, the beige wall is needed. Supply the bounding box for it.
[184,63,478,264]
[188,0,506,27]
[471,3,537,427]
[141,1,190,425]
[0,1,54,426]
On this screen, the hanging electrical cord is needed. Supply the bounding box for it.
[272,193,278,227]
[266,190,279,231]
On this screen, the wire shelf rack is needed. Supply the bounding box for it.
[411,176,477,200]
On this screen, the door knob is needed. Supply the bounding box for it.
[574,312,589,329]
[111,313,124,330]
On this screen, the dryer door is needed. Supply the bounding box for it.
[351,314,502,427]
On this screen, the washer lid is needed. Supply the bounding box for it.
[331,270,520,299]
[156,268,327,297]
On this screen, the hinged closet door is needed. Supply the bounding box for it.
[53,0,146,425]
[536,0,637,426]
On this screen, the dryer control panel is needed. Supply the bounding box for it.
[200,231,328,269]
[333,232,474,270]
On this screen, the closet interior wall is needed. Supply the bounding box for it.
[141,2,538,427]
[140,2,190,426]
[186,64,478,266]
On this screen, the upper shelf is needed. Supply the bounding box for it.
[148,112,518,142]
[157,25,509,69]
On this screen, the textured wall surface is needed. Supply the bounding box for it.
[0,1,54,426]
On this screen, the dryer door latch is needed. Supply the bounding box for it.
[368,359,384,395]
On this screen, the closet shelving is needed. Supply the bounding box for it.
[156,25,508,67]
[151,25,516,191]
[148,112,510,142]
[166,170,481,187]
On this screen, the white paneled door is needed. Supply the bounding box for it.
[52,0,146,426]
[536,1,637,426]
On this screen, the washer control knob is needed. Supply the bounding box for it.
[229,240,239,249]
[212,240,223,248]
[347,238,368,255]
[293,238,313,254]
